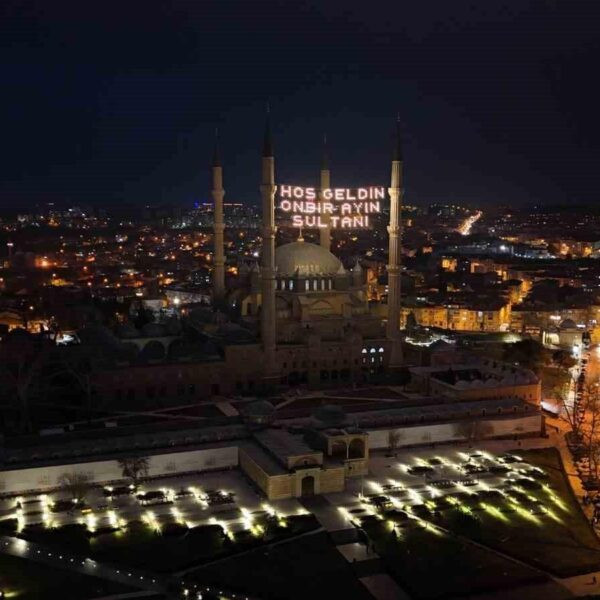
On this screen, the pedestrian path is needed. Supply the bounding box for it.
[359,574,411,600]
[0,535,166,593]
[92,592,162,600]
[300,495,411,600]
[216,401,239,417]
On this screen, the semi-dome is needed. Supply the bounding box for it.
[559,318,577,330]
[275,241,341,277]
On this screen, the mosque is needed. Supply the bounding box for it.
[0,119,544,502]
[210,116,405,388]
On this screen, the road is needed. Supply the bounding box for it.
[457,210,482,236]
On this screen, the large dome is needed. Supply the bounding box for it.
[275,241,341,277]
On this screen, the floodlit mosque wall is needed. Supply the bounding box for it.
[366,414,543,450]
[0,446,238,495]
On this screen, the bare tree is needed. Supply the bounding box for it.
[555,381,579,438]
[454,420,494,447]
[118,456,150,486]
[387,429,403,454]
[0,335,52,432]
[56,346,105,422]
[58,472,92,503]
[580,379,600,482]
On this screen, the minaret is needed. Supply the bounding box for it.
[260,111,278,381]
[211,130,225,303]
[386,117,403,369]
[319,135,331,251]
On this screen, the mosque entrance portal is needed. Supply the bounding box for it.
[301,475,315,497]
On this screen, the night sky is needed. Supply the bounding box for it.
[2,0,599,210]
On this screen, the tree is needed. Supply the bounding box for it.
[118,456,150,486]
[133,306,154,330]
[58,472,92,502]
[552,349,577,371]
[502,339,549,374]
[387,430,403,454]
[454,420,494,446]
[406,312,418,333]
[0,332,53,433]
[556,381,580,439]
[580,379,600,482]
[55,345,105,422]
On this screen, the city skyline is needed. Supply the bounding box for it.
[3,3,600,599]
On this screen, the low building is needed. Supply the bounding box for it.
[401,298,511,332]
[407,360,541,405]
[0,381,543,497]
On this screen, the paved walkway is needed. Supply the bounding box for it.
[0,534,246,600]
[546,417,588,505]
[299,495,349,532]
[337,541,373,562]
[298,495,411,600]
[0,535,166,593]
[93,593,163,600]
[360,574,411,600]
[216,401,239,417]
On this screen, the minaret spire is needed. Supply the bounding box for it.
[393,114,403,161]
[319,133,332,251]
[212,127,221,166]
[211,128,225,302]
[321,133,329,170]
[386,116,404,369]
[260,108,278,383]
[263,103,273,158]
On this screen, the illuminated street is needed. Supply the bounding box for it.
[457,210,482,236]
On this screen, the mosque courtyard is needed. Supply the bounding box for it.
[2,440,600,599]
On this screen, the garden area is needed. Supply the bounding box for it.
[189,531,373,600]
[6,512,319,573]
[433,448,600,577]
[362,519,545,599]
[0,554,133,600]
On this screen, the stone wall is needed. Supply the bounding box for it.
[0,445,238,495]
[367,414,543,450]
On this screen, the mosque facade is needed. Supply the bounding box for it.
[211,116,405,387]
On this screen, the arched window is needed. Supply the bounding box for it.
[348,438,365,459]
[361,348,367,354]
[312,279,317,291]
[305,280,309,291]
[378,347,384,353]
[289,280,294,291]
[370,348,376,353]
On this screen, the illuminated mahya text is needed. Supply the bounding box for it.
[278,185,384,229]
